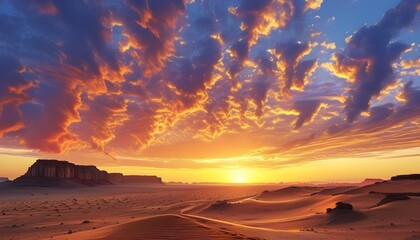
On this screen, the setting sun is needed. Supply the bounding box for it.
[234,175,246,183]
[230,169,250,183]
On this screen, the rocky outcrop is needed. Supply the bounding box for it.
[391,174,420,181]
[359,178,383,186]
[107,173,162,184]
[13,159,110,186]
[326,202,353,213]
[26,160,109,182]
[326,202,365,224]
[108,173,124,183]
[12,159,163,187]
[122,175,162,184]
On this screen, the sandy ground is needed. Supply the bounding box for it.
[1,181,419,240]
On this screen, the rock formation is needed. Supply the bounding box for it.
[108,173,162,184]
[26,160,109,182]
[12,159,163,187]
[326,202,365,224]
[108,173,124,183]
[359,178,383,186]
[122,175,162,184]
[391,174,420,181]
[326,202,353,213]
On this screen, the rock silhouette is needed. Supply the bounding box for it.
[391,174,420,181]
[326,202,353,213]
[12,159,162,187]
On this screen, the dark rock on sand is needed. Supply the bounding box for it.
[326,202,365,224]
[326,202,353,213]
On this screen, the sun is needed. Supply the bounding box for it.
[234,175,246,183]
[230,169,249,183]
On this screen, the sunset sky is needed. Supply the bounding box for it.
[0,0,419,183]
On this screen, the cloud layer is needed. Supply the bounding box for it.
[0,0,419,168]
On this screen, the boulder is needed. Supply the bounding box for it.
[335,202,353,210]
[326,202,353,213]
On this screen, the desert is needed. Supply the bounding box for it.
[1,160,420,240]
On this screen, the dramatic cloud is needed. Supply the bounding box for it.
[293,99,322,129]
[119,0,186,75]
[19,82,82,153]
[108,101,158,153]
[326,0,418,122]
[74,94,127,151]
[226,0,316,81]
[168,36,222,96]
[0,56,33,136]
[367,103,395,124]
[0,0,418,170]
[273,41,317,95]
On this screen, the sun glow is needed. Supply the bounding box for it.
[234,175,246,183]
[230,169,249,183]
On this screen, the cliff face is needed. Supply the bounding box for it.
[26,159,109,183]
[16,159,109,186]
[108,173,124,183]
[12,159,163,187]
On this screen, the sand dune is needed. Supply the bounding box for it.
[50,214,336,240]
[1,180,420,240]
[51,214,254,240]
[340,180,420,194]
[310,186,357,196]
[192,181,420,239]
[255,186,323,201]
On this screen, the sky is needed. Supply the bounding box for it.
[0,0,419,183]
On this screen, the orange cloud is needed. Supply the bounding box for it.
[0,56,34,137]
[320,41,336,49]
[119,0,186,76]
[273,41,315,95]
[305,0,323,11]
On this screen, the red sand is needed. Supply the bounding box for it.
[0,181,419,240]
